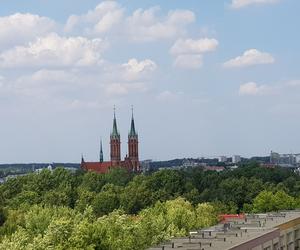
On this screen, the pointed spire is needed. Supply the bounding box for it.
[81,154,85,163]
[100,138,104,163]
[129,106,137,138]
[111,106,120,138]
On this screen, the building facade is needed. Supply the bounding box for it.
[81,110,140,173]
[232,155,241,164]
[270,151,300,167]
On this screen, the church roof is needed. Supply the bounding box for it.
[81,162,112,174]
[81,160,135,173]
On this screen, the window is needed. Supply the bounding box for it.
[273,243,279,250]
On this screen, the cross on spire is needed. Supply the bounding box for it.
[131,105,134,118]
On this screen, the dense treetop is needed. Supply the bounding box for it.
[0,163,299,249]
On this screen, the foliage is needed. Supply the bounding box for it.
[92,184,121,216]
[1,163,300,249]
[0,198,217,250]
[252,190,296,213]
[0,207,5,227]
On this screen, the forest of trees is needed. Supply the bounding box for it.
[0,162,300,249]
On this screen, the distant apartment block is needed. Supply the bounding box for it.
[149,211,300,250]
[232,155,241,164]
[182,159,204,168]
[270,151,300,167]
[218,156,227,163]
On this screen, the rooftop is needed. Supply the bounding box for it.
[148,210,300,250]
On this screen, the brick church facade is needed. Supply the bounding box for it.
[81,110,140,173]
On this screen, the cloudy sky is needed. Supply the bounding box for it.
[0,0,299,163]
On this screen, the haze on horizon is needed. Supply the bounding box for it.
[0,0,299,163]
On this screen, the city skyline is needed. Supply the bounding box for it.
[0,0,299,163]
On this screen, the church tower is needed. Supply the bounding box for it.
[110,109,121,166]
[99,139,104,163]
[128,108,139,171]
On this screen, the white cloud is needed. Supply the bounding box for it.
[65,1,124,34]
[12,69,82,98]
[102,58,157,96]
[126,7,195,42]
[231,0,280,9]
[170,38,218,69]
[65,2,195,42]
[170,38,218,55]
[239,79,300,96]
[5,57,156,103]
[239,82,261,95]
[239,82,276,96]
[121,58,157,81]
[0,33,109,68]
[174,55,203,69]
[0,13,56,50]
[224,49,275,68]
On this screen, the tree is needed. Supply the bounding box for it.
[211,201,238,215]
[138,202,169,247]
[79,171,106,193]
[120,175,153,214]
[0,208,26,236]
[105,168,132,187]
[217,177,264,210]
[195,203,218,228]
[164,198,196,236]
[92,184,121,216]
[183,188,201,205]
[0,206,5,227]
[273,190,295,211]
[42,188,71,207]
[0,229,30,250]
[1,163,300,250]
[94,210,141,250]
[8,191,40,209]
[147,170,186,201]
[253,190,296,213]
[75,188,96,212]
[252,190,275,212]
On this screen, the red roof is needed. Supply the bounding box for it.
[219,214,245,222]
[81,161,112,174]
[204,166,225,171]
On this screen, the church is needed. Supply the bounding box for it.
[81,109,140,173]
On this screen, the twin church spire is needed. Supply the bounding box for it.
[100,107,139,171]
[82,106,140,173]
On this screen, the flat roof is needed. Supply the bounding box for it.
[148,210,300,250]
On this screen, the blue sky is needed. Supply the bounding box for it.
[0,0,299,163]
